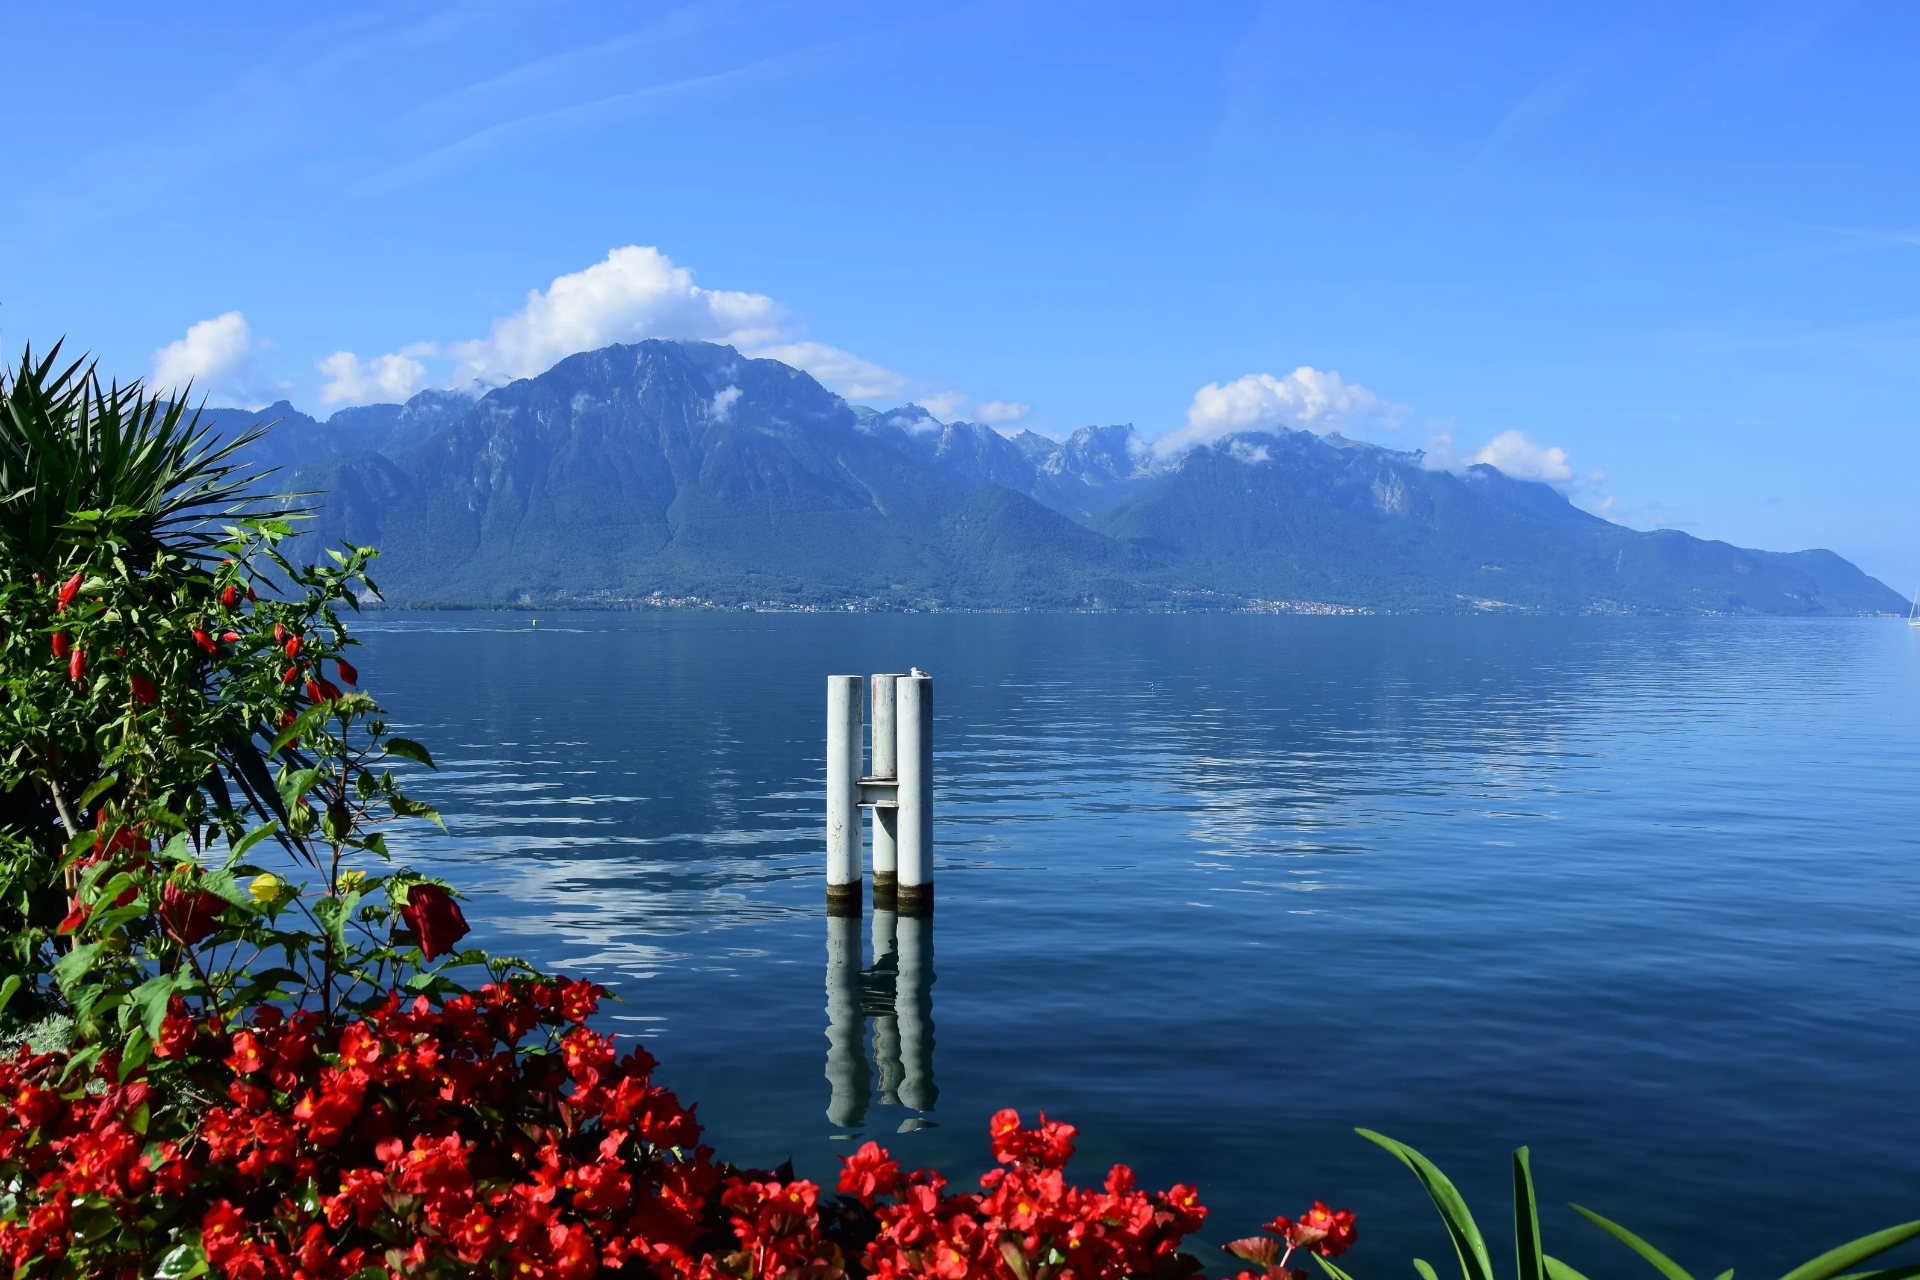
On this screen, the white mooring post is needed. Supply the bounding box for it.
[827,669,932,914]
[895,673,934,916]
[869,673,903,903]
[826,675,864,915]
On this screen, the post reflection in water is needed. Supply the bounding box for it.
[824,908,935,1131]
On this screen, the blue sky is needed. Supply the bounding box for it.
[4,1,1917,588]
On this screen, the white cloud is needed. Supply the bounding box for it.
[322,245,993,420]
[316,350,428,405]
[1228,440,1272,465]
[747,341,910,400]
[916,391,969,422]
[976,400,1030,425]
[710,385,743,421]
[448,246,785,386]
[152,311,254,400]
[1473,430,1573,482]
[1158,367,1406,456]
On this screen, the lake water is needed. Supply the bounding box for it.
[352,612,1920,1278]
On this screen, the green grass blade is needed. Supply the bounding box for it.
[1416,1261,1443,1280]
[1358,1130,1495,1280]
[1514,1147,1544,1280]
[1778,1222,1920,1280]
[1571,1205,1697,1280]
[1546,1257,1594,1280]
[1710,1271,1734,1280]
[1313,1254,1363,1280]
[1833,1267,1920,1280]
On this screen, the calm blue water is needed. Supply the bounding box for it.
[352,613,1920,1278]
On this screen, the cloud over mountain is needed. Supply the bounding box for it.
[447,246,784,386]
[1158,367,1406,456]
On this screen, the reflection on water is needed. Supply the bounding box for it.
[826,909,936,1130]
[348,613,1920,1275]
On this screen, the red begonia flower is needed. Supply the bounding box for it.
[837,1140,900,1206]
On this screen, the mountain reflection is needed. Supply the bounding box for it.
[826,908,935,1130]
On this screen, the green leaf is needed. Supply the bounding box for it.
[228,819,280,864]
[0,974,20,1019]
[1834,1267,1920,1280]
[155,1241,210,1279]
[1416,1261,1443,1280]
[271,707,329,754]
[159,832,197,865]
[59,829,100,868]
[76,773,121,810]
[130,972,180,1039]
[53,941,104,992]
[1514,1147,1544,1280]
[1546,1257,1595,1280]
[389,795,446,830]
[1778,1222,1920,1280]
[118,1026,152,1080]
[198,869,252,908]
[1572,1205,1698,1280]
[315,890,361,958]
[1359,1129,1495,1280]
[382,737,436,768]
[276,766,323,805]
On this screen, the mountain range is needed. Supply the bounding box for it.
[194,340,1904,615]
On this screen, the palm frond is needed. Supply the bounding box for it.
[0,341,308,567]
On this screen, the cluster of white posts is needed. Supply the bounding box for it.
[826,672,933,916]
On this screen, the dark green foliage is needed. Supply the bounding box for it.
[0,343,294,569]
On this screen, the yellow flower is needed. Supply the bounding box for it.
[248,872,283,904]
[337,868,366,894]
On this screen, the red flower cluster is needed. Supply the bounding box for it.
[1264,1204,1356,1259]
[820,1110,1208,1280]
[1223,1201,1357,1280]
[0,977,725,1280]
